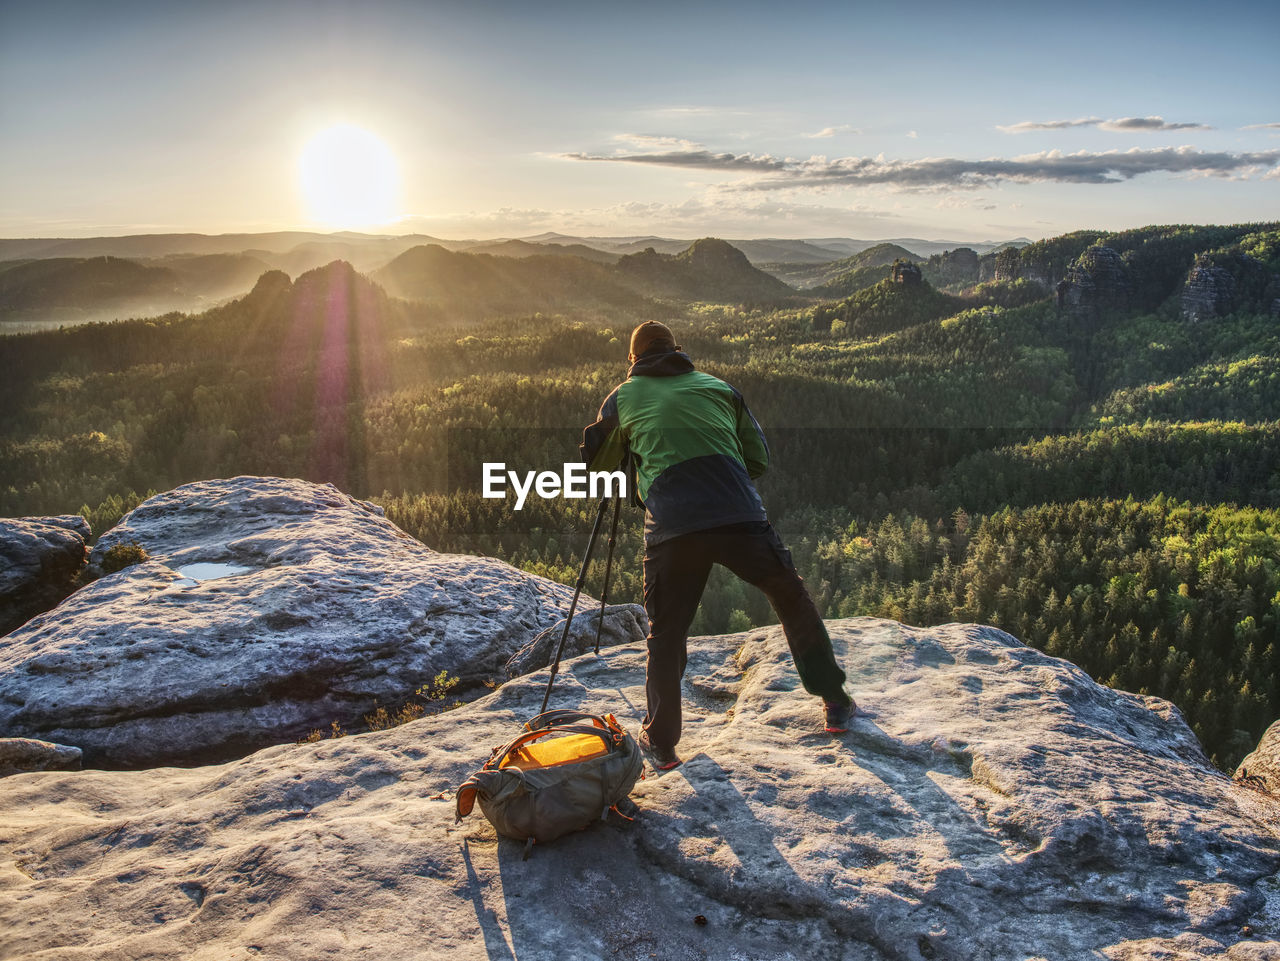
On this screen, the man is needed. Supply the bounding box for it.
[581,321,856,770]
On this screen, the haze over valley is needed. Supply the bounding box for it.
[0,230,1034,330]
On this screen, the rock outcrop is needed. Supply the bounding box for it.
[1237,719,1280,795]
[1181,262,1237,322]
[0,737,81,777]
[0,477,581,767]
[993,246,1060,288]
[924,247,980,287]
[0,514,90,636]
[891,260,922,285]
[1061,245,1130,315]
[504,602,648,677]
[1,618,1277,960]
[1181,252,1277,323]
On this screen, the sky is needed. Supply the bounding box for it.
[1,0,1278,243]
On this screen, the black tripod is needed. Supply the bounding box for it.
[538,484,627,714]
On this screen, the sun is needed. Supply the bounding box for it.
[298,124,399,229]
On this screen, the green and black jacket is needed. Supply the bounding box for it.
[580,348,770,544]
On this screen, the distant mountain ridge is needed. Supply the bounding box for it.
[0,256,179,310]
[0,229,1031,271]
[614,238,796,302]
[459,239,619,264]
[512,233,1029,263]
[0,236,803,327]
[374,237,797,311]
[0,232,459,264]
[371,244,650,316]
[5,226,1273,331]
[0,253,278,328]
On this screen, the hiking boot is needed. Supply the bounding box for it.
[638,730,681,770]
[824,699,857,733]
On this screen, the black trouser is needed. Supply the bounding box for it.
[641,521,850,749]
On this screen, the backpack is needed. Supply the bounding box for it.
[455,709,644,851]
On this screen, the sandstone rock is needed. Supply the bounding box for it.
[1237,720,1280,794]
[504,602,648,677]
[0,476,576,767]
[926,247,980,287]
[1062,245,1130,315]
[1,618,1277,960]
[26,515,91,539]
[1104,933,1280,960]
[892,260,922,285]
[1181,252,1277,323]
[993,247,1055,287]
[0,514,90,636]
[0,737,82,777]
[1182,262,1236,322]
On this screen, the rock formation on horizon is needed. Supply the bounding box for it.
[1181,250,1278,323]
[1061,245,1131,316]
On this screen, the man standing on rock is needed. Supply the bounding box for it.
[581,321,856,770]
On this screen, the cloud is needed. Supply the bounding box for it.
[804,124,861,139]
[998,117,1102,132]
[1243,122,1280,130]
[1000,116,1211,133]
[610,133,705,152]
[562,148,789,174]
[563,144,1280,191]
[906,130,918,139]
[1100,116,1211,131]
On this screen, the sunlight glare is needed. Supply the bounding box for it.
[299,124,399,229]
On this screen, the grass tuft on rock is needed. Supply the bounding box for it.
[100,541,149,574]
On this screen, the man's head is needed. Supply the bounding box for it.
[629,321,679,363]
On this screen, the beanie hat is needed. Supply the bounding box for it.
[629,321,677,358]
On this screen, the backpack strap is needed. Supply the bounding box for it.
[524,709,601,732]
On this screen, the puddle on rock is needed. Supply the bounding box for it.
[173,562,253,587]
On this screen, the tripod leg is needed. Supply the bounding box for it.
[540,496,610,715]
[594,494,623,655]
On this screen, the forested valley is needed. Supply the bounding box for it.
[2,223,1279,769]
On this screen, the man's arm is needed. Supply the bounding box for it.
[731,388,770,479]
[579,389,627,471]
